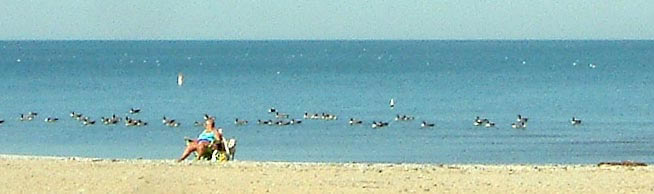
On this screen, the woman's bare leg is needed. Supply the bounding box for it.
[177,143,198,162]
[196,144,207,160]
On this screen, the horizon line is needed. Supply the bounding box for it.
[1,38,653,41]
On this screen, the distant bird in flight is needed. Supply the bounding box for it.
[177,72,184,86]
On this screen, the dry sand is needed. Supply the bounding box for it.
[0,155,652,193]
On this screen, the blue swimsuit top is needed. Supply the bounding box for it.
[197,130,216,142]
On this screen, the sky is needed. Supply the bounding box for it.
[1,0,653,40]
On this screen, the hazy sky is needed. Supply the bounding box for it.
[1,0,652,40]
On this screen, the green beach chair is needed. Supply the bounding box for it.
[184,137,237,162]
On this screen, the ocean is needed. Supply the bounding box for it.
[0,40,652,164]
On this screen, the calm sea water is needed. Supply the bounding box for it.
[0,40,652,164]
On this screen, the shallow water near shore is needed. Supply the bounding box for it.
[0,40,653,164]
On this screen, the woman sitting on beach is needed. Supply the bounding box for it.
[177,117,223,162]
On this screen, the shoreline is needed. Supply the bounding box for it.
[3,153,645,166]
[1,154,653,193]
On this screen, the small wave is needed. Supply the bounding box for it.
[569,140,644,145]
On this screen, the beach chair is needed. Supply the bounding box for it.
[184,137,237,162]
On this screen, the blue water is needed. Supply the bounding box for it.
[0,40,653,164]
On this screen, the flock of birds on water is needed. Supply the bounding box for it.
[0,108,200,128]
[0,99,584,130]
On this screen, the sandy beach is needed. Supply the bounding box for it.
[0,155,652,193]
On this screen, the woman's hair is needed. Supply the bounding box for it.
[206,118,216,129]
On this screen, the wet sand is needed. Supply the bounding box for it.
[0,155,652,193]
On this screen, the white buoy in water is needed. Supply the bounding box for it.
[390,98,395,109]
[177,72,184,86]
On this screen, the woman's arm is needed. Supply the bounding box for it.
[214,128,224,142]
[214,128,230,155]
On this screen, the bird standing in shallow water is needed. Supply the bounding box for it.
[177,72,184,86]
[19,113,35,121]
[129,108,141,114]
[234,118,248,125]
[421,121,435,128]
[571,117,582,125]
[290,119,302,125]
[484,122,495,128]
[275,112,289,119]
[162,116,180,127]
[372,121,389,128]
[70,112,83,120]
[511,121,527,129]
[349,118,363,125]
[516,114,528,123]
[203,114,212,121]
[82,119,96,125]
[45,117,59,123]
[474,116,489,126]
